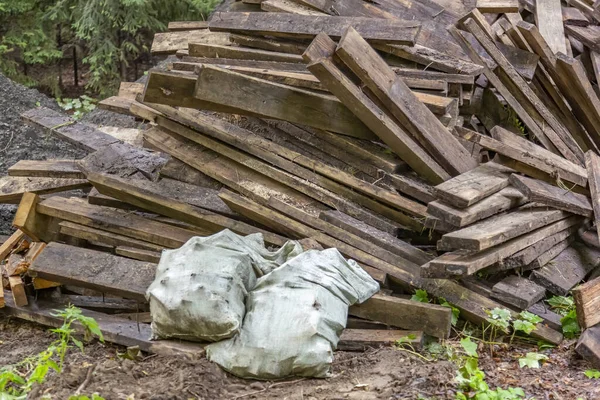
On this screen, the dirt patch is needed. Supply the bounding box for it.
[2,315,599,400]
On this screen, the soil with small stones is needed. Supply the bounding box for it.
[1,316,599,400]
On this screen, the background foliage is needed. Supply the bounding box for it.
[0,0,219,97]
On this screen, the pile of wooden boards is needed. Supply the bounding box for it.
[3,0,600,364]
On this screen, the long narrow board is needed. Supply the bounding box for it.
[59,221,164,252]
[535,0,568,54]
[509,174,593,217]
[432,162,514,208]
[439,208,568,251]
[208,12,421,45]
[188,43,303,63]
[0,176,90,204]
[8,160,84,179]
[335,26,477,176]
[194,65,375,140]
[87,173,288,247]
[303,33,449,184]
[585,150,600,242]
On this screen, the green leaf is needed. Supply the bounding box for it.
[440,298,460,326]
[71,337,84,353]
[518,352,548,369]
[584,369,600,379]
[512,319,536,335]
[410,289,429,303]
[561,309,581,339]
[518,311,543,324]
[460,337,478,357]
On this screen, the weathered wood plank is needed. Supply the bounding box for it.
[564,25,600,52]
[59,221,164,252]
[531,242,600,296]
[0,176,90,204]
[193,64,375,140]
[491,276,546,310]
[349,294,452,339]
[208,12,421,45]
[440,208,567,252]
[563,6,590,26]
[303,33,449,184]
[427,186,526,228]
[574,275,600,329]
[536,0,568,54]
[8,160,84,179]
[385,173,436,205]
[428,216,582,277]
[335,26,477,176]
[338,329,423,351]
[509,174,593,217]
[167,21,209,31]
[151,30,229,55]
[0,230,26,262]
[476,0,519,12]
[432,162,514,208]
[576,324,600,367]
[527,236,575,270]
[188,42,302,63]
[586,150,600,241]
[115,246,162,263]
[8,275,28,307]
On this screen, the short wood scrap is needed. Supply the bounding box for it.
[349,294,452,338]
[8,275,27,307]
[0,230,26,261]
[8,160,85,179]
[574,275,600,329]
[531,242,600,296]
[0,176,90,204]
[576,324,600,367]
[491,276,546,310]
[151,30,228,55]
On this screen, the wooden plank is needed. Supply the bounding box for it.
[564,25,600,52]
[188,43,302,63]
[574,274,600,329]
[115,246,162,263]
[28,242,155,301]
[476,0,519,12]
[8,160,84,179]
[536,0,568,54]
[87,173,288,247]
[13,193,56,242]
[563,6,590,26]
[229,34,307,55]
[509,174,593,217]
[194,64,376,140]
[37,196,206,249]
[168,21,208,31]
[384,173,436,204]
[318,210,431,265]
[208,12,421,45]
[335,26,477,176]
[586,150,600,241]
[8,276,27,307]
[59,221,164,252]
[261,0,327,14]
[349,294,452,339]
[464,18,585,165]
[178,55,307,71]
[432,162,514,208]
[159,158,222,189]
[457,127,588,187]
[427,186,526,228]
[2,296,205,356]
[338,329,423,351]
[576,324,600,367]
[0,230,26,261]
[528,236,575,270]
[531,242,600,296]
[428,216,582,277]
[303,33,449,184]
[484,226,578,272]
[21,107,119,152]
[440,208,567,252]
[151,30,229,55]
[491,276,546,310]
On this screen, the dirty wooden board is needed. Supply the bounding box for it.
[159,158,222,190]
[427,186,526,228]
[562,6,590,26]
[12,193,58,242]
[87,173,288,247]
[491,275,546,310]
[0,176,90,204]
[8,160,85,179]
[439,208,568,251]
[484,226,578,273]
[384,173,436,204]
[338,329,423,351]
[188,43,303,63]
[0,230,26,261]
[349,294,451,338]
[509,174,593,217]
[535,0,568,54]
[476,0,519,12]
[303,33,449,184]
[208,12,421,45]
[151,30,229,55]
[335,27,477,176]
[59,221,164,252]
[2,296,206,356]
[115,246,162,263]
[21,107,119,152]
[261,0,327,14]
[527,236,575,271]
[432,162,514,208]
[531,242,600,296]
[564,24,600,52]
[176,56,308,72]
[167,21,209,31]
[585,151,600,241]
[574,275,600,329]
[576,324,600,368]
[230,34,308,55]
[458,126,588,187]
[8,275,28,307]
[37,196,207,249]
[427,216,582,277]
[28,242,155,301]
[193,64,376,140]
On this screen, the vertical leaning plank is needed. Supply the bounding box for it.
[0,230,26,261]
[585,150,600,240]
[535,0,568,54]
[8,276,28,307]
[335,26,477,176]
[302,33,449,184]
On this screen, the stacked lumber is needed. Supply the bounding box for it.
[5,0,600,363]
